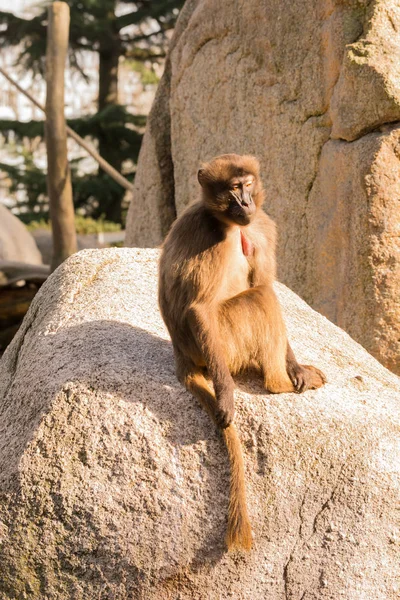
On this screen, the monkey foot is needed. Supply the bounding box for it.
[290,364,326,392]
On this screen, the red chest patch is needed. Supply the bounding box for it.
[240,230,254,257]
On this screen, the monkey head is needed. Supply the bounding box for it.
[197,154,265,227]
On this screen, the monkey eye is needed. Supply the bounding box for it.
[245,181,253,188]
[232,184,240,190]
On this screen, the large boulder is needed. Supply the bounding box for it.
[0,248,399,599]
[125,0,400,375]
[0,204,42,264]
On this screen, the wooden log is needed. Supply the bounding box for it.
[0,261,48,352]
[45,1,77,273]
[0,285,41,353]
[0,286,39,327]
[0,261,49,288]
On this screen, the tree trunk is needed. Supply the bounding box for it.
[99,41,119,112]
[98,2,124,224]
[45,1,77,272]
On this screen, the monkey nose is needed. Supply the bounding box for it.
[241,194,252,207]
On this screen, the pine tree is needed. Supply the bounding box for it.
[0,0,184,223]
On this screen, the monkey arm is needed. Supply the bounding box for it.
[186,302,235,428]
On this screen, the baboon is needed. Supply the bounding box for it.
[158,154,326,550]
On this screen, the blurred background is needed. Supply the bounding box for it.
[0,0,183,227]
[0,0,183,351]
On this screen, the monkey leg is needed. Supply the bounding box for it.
[286,342,326,392]
[177,360,252,551]
[185,304,236,428]
[219,285,295,393]
[175,355,226,424]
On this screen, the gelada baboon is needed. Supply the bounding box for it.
[158,154,326,551]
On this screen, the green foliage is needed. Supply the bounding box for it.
[0,0,185,75]
[0,10,46,74]
[74,214,122,234]
[0,119,44,140]
[69,105,144,163]
[0,106,146,143]
[71,170,132,223]
[26,214,122,234]
[0,151,48,219]
[0,0,184,223]
[25,218,50,231]
[0,142,132,223]
[128,60,160,86]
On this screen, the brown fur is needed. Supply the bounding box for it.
[158,154,326,551]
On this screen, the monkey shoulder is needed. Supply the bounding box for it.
[164,203,225,260]
[160,203,227,303]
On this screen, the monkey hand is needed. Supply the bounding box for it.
[215,403,235,428]
[213,376,235,428]
[288,362,326,392]
[214,385,235,429]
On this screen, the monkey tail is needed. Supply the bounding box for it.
[222,424,253,551]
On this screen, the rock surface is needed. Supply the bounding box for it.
[125,0,400,374]
[330,1,400,141]
[0,204,42,264]
[0,248,399,599]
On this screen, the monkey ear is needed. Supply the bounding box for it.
[197,168,205,187]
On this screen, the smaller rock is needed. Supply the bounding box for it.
[0,205,42,264]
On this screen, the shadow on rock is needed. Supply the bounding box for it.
[1,319,231,566]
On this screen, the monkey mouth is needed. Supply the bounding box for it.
[228,201,256,225]
[235,213,252,225]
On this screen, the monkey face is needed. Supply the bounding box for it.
[198,154,262,227]
[225,176,257,226]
